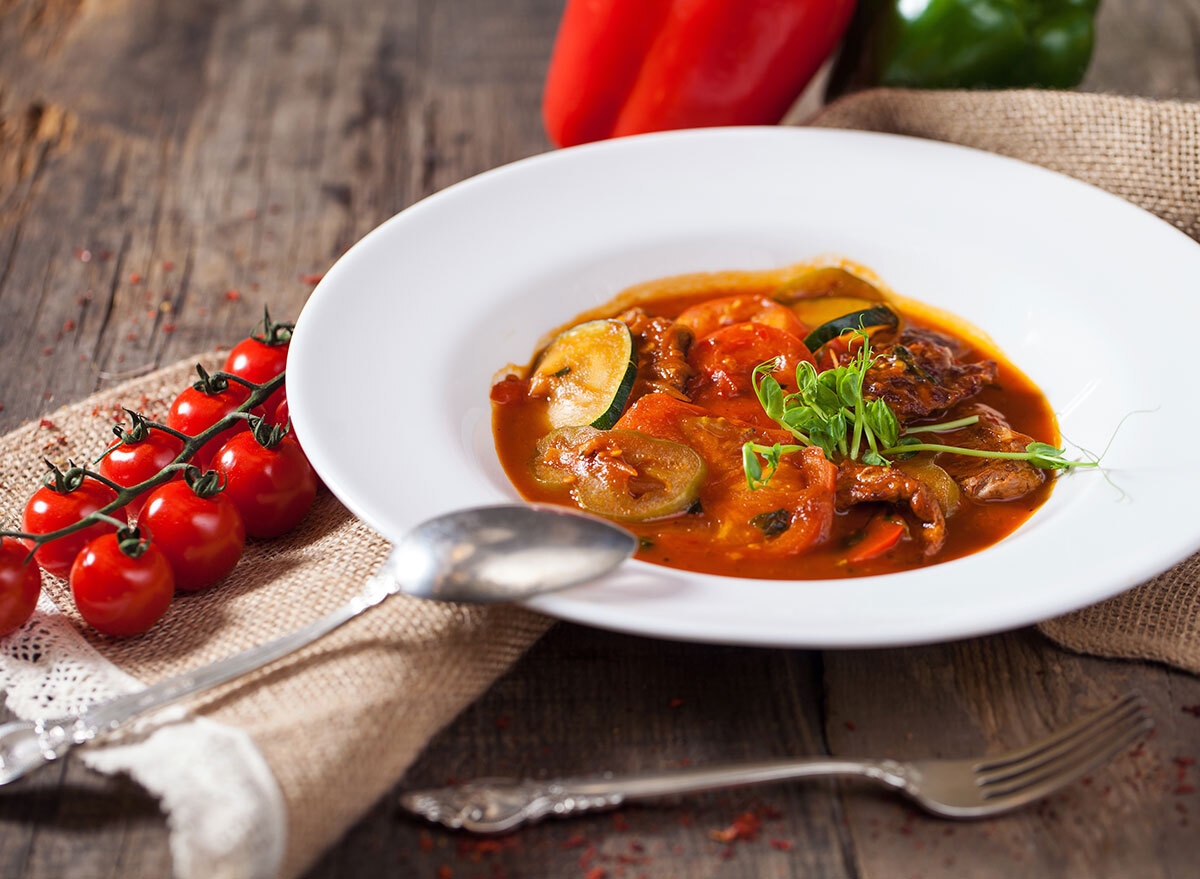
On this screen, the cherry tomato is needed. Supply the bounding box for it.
[269,391,289,427]
[22,477,126,579]
[70,532,173,637]
[675,295,808,340]
[167,380,264,470]
[224,310,291,416]
[0,537,42,636]
[213,430,317,538]
[139,479,245,592]
[99,430,184,518]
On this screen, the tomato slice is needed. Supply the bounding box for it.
[676,295,808,340]
[689,322,815,397]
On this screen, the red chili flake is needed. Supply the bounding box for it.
[125,332,138,342]
[678,814,692,827]
[844,720,857,731]
[495,716,510,730]
[97,250,113,261]
[436,867,452,879]
[1175,757,1196,767]
[718,845,734,861]
[73,248,92,262]
[667,697,684,709]
[708,811,761,844]
[584,869,606,879]
[299,272,324,285]
[677,757,691,768]
[612,813,629,832]
[245,208,258,220]
[561,834,587,850]
[769,839,793,851]
[129,272,142,284]
[418,832,434,853]
[224,288,241,301]
[41,347,53,356]
[578,846,596,869]
[162,260,176,271]
[162,323,177,333]
[1183,705,1200,717]
[1129,748,1144,758]
[62,320,76,332]
[38,418,57,430]
[0,403,5,412]
[1176,784,1197,795]
[758,804,782,820]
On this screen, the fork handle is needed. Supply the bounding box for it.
[401,757,912,833]
[568,758,907,801]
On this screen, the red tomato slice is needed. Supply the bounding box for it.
[689,322,815,398]
[676,295,807,340]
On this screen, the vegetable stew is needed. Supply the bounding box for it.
[492,260,1067,579]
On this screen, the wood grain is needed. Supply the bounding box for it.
[1,1,1199,877]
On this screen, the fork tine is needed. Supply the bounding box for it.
[974,697,1146,786]
[978,716,1153,804]
[972,693,1142,773]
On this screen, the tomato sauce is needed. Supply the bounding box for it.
[492,261,1057,580]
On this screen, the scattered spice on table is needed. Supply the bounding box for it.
[300,272,324,285]
[129,272,142,284]
[224,289,241,301]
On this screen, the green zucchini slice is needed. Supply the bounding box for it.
[533,426,706,522]
[802,305,900,351]
[531,319,637,429]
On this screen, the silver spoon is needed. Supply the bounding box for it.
[0,504,636,786]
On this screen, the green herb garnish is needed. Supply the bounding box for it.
[741,330,1098,489]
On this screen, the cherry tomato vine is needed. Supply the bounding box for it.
[0,368,286,553]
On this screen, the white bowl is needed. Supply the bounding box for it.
[288,127,1200,648]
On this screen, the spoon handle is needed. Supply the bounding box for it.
[79,579,395,740]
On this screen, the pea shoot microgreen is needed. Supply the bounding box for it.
[741,329,1098,490]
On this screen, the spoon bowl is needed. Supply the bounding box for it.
[387,505,639,603]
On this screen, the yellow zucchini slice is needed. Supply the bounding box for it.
[530,319,636,430]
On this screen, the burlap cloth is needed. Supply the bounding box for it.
[0,89,1197,879]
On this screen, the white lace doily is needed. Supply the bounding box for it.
[1,593,287,879]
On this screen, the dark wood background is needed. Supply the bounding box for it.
[2,1,1199,876]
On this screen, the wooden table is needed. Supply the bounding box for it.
[2,1,1199,876]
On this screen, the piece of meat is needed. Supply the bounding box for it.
[936,404,1046,501]
[618,308,694,401]
[857,329,997,423]
[836,461,946,556]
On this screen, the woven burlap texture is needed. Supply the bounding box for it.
[0,355,552,879]
[813,88,1200,672]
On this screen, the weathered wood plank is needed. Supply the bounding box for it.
[823,631,1200,879]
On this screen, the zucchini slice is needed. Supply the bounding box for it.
[802,305,900,351]
[531,319,637,429]
[533,426,706,522]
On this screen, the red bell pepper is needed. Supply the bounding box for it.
[542,0,857,148]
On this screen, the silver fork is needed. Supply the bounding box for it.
[400,693,1152,833]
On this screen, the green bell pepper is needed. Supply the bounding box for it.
[833,0,1101,91]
